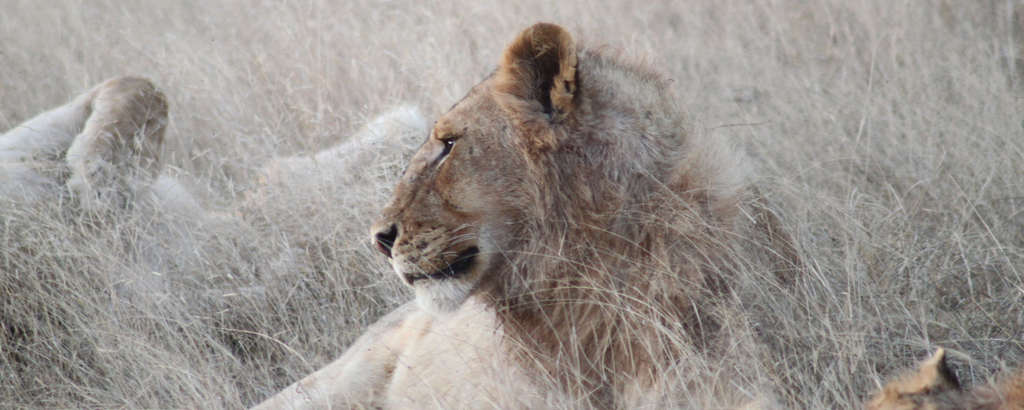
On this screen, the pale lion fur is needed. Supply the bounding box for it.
[0,76,203,215]
[1,77,427,290]
[2,77,426,213]
[254,104,426,196]
[0,76,248,289]
[254,23,796,410]
[1,77,166,205]
[246,104,428,228]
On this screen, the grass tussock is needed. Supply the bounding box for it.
[2,0,1023,408]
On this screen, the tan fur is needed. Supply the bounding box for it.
[2,77,429,286]
[253,301,544,410]
[250,104,427,206]
[255,23,793,410]
[866,349,1024,410]
[0,77,249,291]
[370,21,774,407]
[65,77,168,211]
[0,84,96,163]
[0,76,168,209]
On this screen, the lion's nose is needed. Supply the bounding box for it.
[373,224,398,258]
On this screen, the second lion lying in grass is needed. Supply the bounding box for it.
[0,77,169,210]
[0,76,427,286]
[254,22,799,410]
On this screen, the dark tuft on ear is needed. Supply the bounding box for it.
[495,23,578,122]
[921,348,962,391]
[931,348,962,390]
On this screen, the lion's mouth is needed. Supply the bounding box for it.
[404,246,479,285]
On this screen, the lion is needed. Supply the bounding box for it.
[0,76,250,289]
[248,104,427,215]
[2,78,426,278]
[0,76,230,225]
[254,22,797,410]
[865,348,1024,410]
[254,104,426,193]
[1,76,167,208]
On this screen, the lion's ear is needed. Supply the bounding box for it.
[495,23,577,122]
[915,348,961,392]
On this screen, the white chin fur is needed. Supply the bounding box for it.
[392,257,474,316]
[413,280,472,317]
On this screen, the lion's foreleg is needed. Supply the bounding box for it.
[0,85,101,201]
[0,88,96,163]
[251,302,431,410]
[65,77,167,211]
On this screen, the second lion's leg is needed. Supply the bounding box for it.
[65,77,168,211]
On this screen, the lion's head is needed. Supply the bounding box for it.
[864,348,1024,410]
[370,23,569,315]
[369,22,797,406]
[371,22,749,318]
[864,349,964,410]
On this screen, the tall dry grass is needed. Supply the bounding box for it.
[1,0,1023,408]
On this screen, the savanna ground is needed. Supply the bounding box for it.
[2,0,1023,408]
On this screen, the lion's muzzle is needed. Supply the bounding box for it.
[374,223,398,258]
[402,246,479,285]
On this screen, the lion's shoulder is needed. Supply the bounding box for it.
[251,299,540,410]
[386,298,542,408]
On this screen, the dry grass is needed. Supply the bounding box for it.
[2,0,1023,408]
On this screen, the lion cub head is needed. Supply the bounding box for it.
[866,348,1024,410]
[370,23,579,315]
[865,348,964,410]
[371,21,748,323]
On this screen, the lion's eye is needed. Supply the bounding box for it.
[439,138,456,158]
